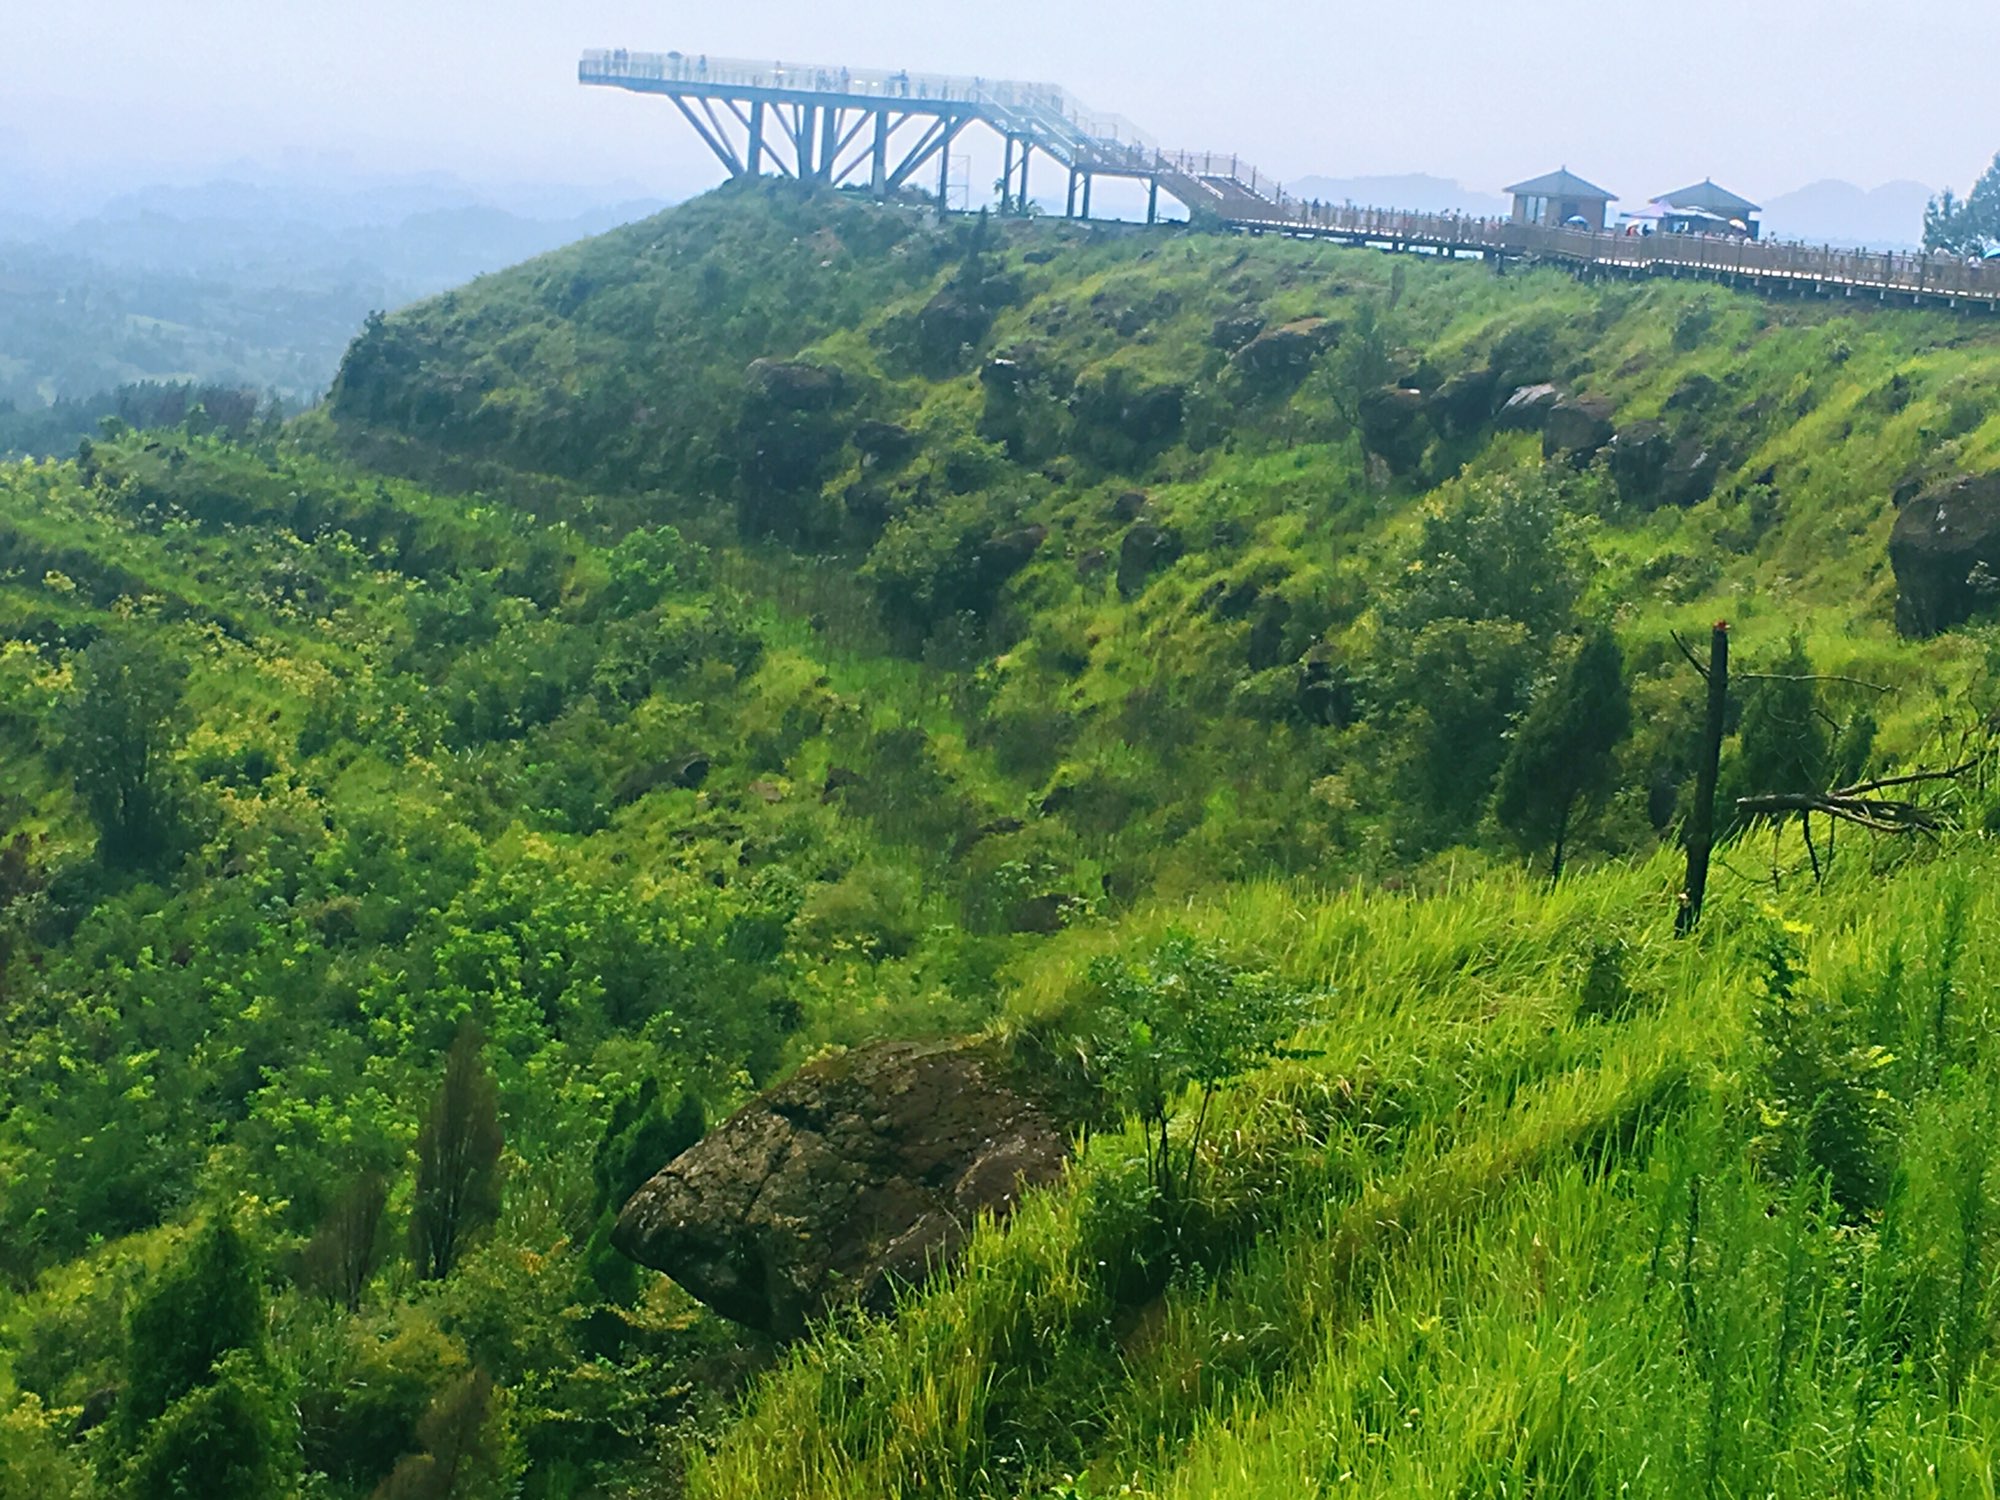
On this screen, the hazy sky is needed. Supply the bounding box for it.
[8,1,1997,209]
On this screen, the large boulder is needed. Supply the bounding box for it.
[1607,421,1672,506]
[1429,368,1500,438]
[854,420,919,467]
[1229,318,1339,392]
[915,288,997,373]
[1890,473,2000,637]
[1542,396,1616,461]
[1661,438,1719,510]
[1072,370,1185,449]
[745,359,845,413]
[614,1039,1068,1338]
[1209,312,1268,352]
[1496,383,1563,432]
[1117,520,1185,597]
[1355,387,1433,475]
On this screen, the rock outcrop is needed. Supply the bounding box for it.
[1890,473,2000,637]
[1117,520,1185,597]
[1542,396,1615,461]
[1496,383,1563,432]
[854,419,919,466]
[1229,317,1339,392]
[745,359,845,412]
[1355,386,1433,474]
[613,1039,1069,1338]
[1429,367,1500,438]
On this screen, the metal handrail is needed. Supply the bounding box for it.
[580,50,1158,153]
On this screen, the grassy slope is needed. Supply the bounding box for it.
[698,845,2000,1498]
[7,185,2000,1496]
[333,182,2000,885]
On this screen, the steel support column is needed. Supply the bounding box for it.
[1081,173,1093,219]
[1147,177,1159,225]
[796,104,818,179]
[1067,168,1079,218]
[871,109,890,196]
[818,104,840,180]
[748,99,765,175]
[1001,135,1016,212]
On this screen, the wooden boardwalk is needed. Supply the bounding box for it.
[1230,203,2000,312]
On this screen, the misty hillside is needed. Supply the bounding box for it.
[0,175,665,425]
[9,183,2000,1498]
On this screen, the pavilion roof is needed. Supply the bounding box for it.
[1504,168,1616,201]
[1660,178,1761,215]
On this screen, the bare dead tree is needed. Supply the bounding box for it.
[1676,623,1730,937]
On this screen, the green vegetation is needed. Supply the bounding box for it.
[1925,151,2000,255]
[9,181,2000,1496]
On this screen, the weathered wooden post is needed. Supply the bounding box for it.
[1677,622,1730,936]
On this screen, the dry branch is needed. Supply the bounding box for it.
[1734,756,1986,836]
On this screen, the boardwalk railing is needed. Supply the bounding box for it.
[1233,202,2000,306]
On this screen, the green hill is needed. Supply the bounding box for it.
[6,182,2000,1498]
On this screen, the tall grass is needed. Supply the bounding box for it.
[689,839,2000,1498]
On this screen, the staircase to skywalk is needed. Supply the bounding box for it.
[1152,153,1290,222]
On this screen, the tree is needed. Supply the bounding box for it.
[124,1355,287,1500]
[1924,153,2000,254]
[301,1171,390,1312]
[585,1078,705,1303]
[1384,471,1588,639]
[1088,932,1312,1201]
[64,633,190,867]
[123,1216,264,1439]
[1494,625,1632,879]
[373,1370,512,1500]
[410,1022,505,1282]
[1728,636,1831,815]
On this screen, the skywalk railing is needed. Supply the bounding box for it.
[579,51,1158,153]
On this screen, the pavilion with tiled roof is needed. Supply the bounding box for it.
[1505,168,1617,232]
[1658,178,1762,238]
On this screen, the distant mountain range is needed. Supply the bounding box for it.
[1285,174,1510,218]
[1283,172,1934,250]
[1757,180,1932,251]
